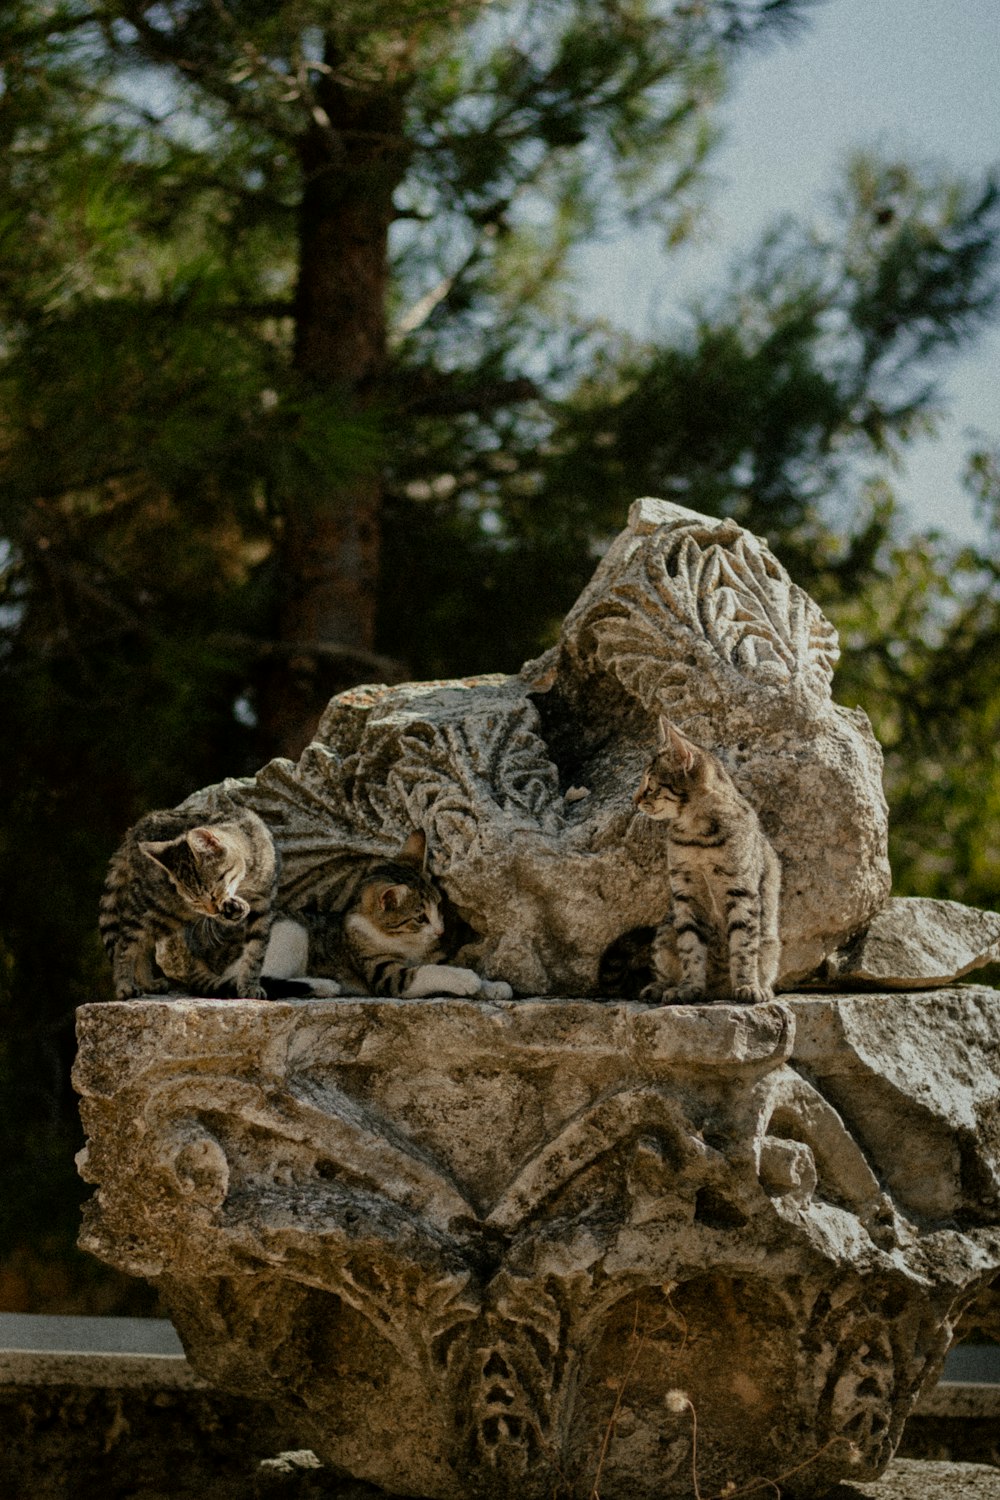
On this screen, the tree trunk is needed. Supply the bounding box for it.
[258,65,409,759]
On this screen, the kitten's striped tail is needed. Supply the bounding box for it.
[98,870,125,957]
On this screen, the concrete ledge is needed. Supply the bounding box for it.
[912,1344,1000,1420]
[831,1460,1000,1498]
[0,1348,207,1388]
[0,1313,207,1389]
[0,1314,184,1353]
[914,1381,1000,1420]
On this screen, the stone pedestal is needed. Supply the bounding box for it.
[75,989,1000,1500]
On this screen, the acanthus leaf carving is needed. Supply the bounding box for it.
[582,523,839,723]
[75,993,1000,1500]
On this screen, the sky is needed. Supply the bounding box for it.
[575,0,1000,543]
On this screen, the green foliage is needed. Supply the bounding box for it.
[829,462,1000,909]
[381,155,1000,702]
[529,158,999,562]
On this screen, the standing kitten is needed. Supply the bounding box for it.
[633,717,781,1005]
[99,804,278,1000]
[262,830,511,1001]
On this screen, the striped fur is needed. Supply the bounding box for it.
[263,831,509,1001]
[99,804,278,1000]
[633,717,781,1005]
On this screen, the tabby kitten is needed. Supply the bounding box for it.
[633,716,781,1005]
[99,804,278,1000]
[262,830,511,1001]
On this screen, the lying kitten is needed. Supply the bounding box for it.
[633,717,781,1005]
[99,805,277,1000]
[262,830,511,1001]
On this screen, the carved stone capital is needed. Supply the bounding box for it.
[75,990,1000,1499]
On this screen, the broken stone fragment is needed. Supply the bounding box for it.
[818,896,1000,990]
[182,497,891,994]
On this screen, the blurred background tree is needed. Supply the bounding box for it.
[0,0,997,1311]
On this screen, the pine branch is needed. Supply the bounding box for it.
[209,633,405,681]
[399,373,541,416]
[112,3,302,142]
[1,8,102,48]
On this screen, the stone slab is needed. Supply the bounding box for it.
[821,898,1000,989]
[0,1312,184,1354]
[0,1348,204,1389]
[914,1382,1000,1421]
[0,1313,203,1388]
[938,1345,1000,1386]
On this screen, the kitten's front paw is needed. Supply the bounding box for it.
[122,979,174,999]
[307,978,342,998]
[478,978,513,1001]
[121,991,182,1003]
[732,984,774,1006]
[402,966,512,1000]
[639,981,704,1006]
[403,964,481,998]
[241,983,268,1000]
[639,981,678,1004]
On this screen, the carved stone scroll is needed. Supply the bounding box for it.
[75,989,1000,1500]
[181,498,891,992]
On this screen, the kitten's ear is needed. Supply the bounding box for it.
[188,827,224,857]
[397,829,428,869]
[658,716,696,773]
[141,836,194,881]
[380,884,410,912]
[138,839,170,870]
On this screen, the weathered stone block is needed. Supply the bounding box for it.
[818,897,1000,990]
[181,498,891,995]
[75,990,1000,1500]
